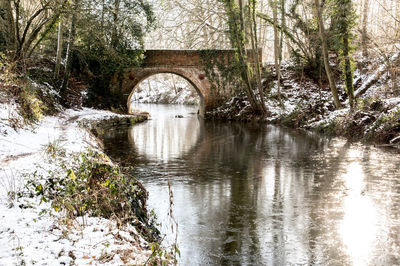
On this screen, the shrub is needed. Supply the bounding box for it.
[28,150,160,242]
[364,107,400,142]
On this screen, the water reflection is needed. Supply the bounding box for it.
[101,104,400,265]
[128,105,201,162]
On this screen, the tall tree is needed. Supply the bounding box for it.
[0,1,16,52]
[332,0,357,110]
[54,21,63,78]
[314,0,341,109]
[111,0,121,49]
[269,0,283,106]
[221,0,267,115]
[75,0,155,109]
[279,0,286,63]
[361,0,369,57]
[0,0,67,61]
[61,0,80,96]
[249,0,267,112]
[258,1,326,80]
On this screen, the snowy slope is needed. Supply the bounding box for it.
[0,106,156,265]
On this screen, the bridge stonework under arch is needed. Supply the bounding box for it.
[110,49,262,116]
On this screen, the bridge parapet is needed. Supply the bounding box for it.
[142,49,263,67]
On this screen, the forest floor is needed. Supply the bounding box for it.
[0,92,166,265]
[207,51,400,147]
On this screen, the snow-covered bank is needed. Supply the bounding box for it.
[206,56,400,146]
[0,106,159,265]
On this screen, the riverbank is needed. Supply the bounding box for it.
[206,53,400,147]
[0,102,168,264]
[97,102,400,265]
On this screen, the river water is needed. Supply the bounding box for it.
[101,103,400,265]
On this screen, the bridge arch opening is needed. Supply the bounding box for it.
[126,71,205,116]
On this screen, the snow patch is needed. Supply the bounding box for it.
[0,106,154,265]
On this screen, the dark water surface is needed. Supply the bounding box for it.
[101,103,400,265]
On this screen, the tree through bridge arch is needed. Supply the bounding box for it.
[110,49,262,116]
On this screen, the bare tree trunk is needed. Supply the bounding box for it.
[361,0,369,57]
[170,74,178,94]
[249,0,267,113]
[2,0,16,51]
[280,0,286,62]
[147,79,152,96]
[389,64,398,92]
[224,0,265,114]
[111,0,121,49]
[314,0,341,109]
[343,35,354,109]
[270,0,283,106]
[396,0,400,37]
[237,0,263,113]
[54,21,63,78]
[61,0,80,95]
[5,0,66,61]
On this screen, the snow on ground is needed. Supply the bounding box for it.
[273,58,400,143]
[0,105,154,265]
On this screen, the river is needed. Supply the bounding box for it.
[100,103,400,265]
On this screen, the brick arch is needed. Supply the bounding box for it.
[109,49,262,116]
[125,68,208,116]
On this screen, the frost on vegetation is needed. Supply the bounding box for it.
[17,149,170,265]
[308,108,348,130]
[25,150,160,242]
[355,51,400,98]
[0,102,25,135]
[365,106,400,140]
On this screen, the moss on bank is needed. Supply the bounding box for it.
[1,56,62,129]
[77,112,149,138]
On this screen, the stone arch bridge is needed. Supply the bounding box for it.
[110,49,262,116]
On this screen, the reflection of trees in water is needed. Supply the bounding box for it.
[180,124,400,265]
[128,116,201,163]
[304,140,352,265]
[179,123,335,264]
[255,126,332,265]
[101,125,141,166]
[101,115,400,265]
